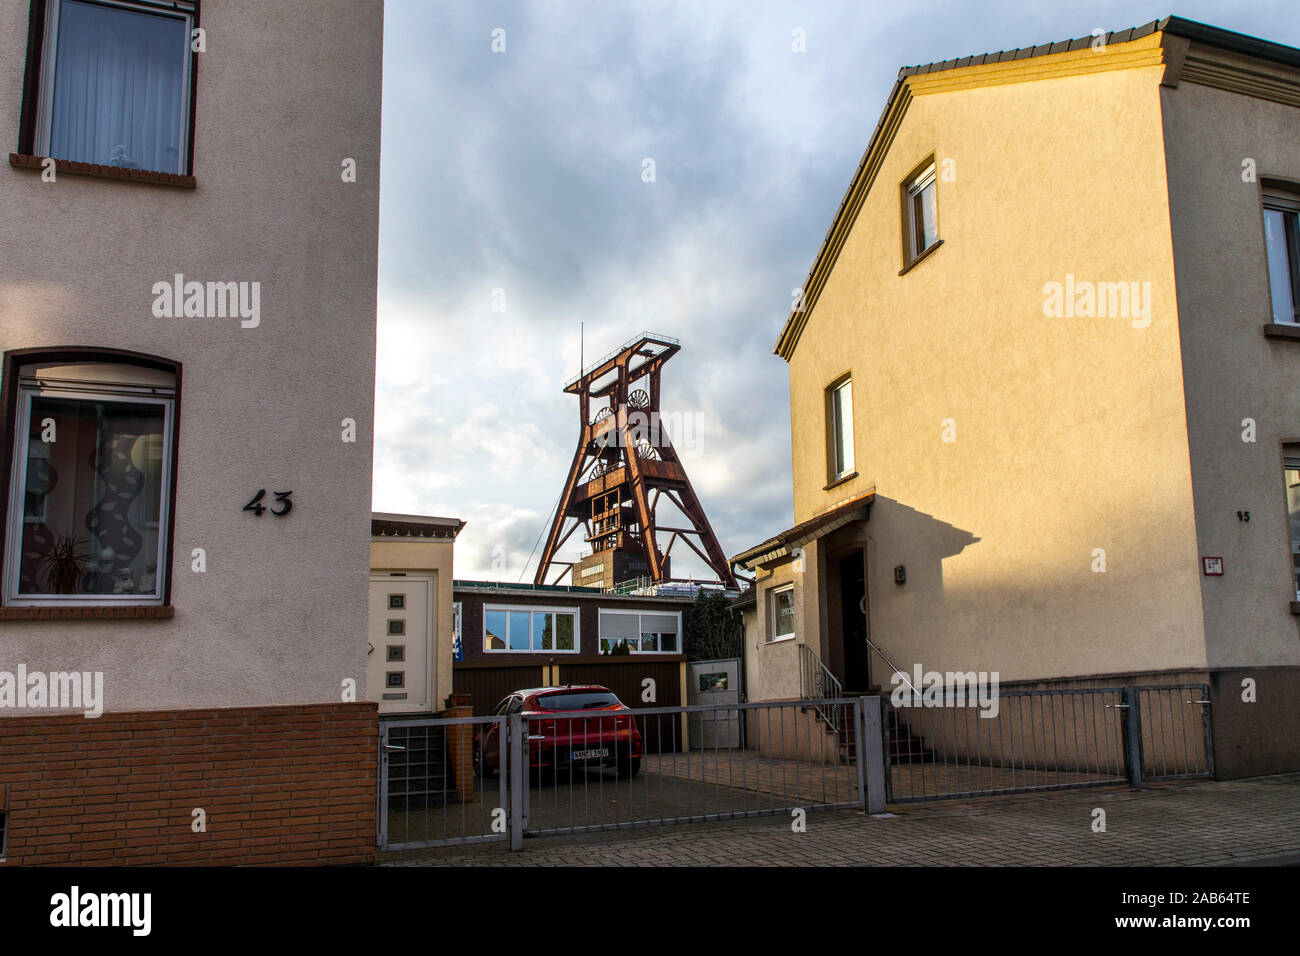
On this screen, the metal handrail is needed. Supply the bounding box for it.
[863,635,921,695]
[798,643,843,732]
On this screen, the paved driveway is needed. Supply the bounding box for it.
[382,772,1300,866]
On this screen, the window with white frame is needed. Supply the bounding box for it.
[482,606,578,653]
[768,585,795,642]
[827,376,854,481]
[598,609,681,653]
[29,0,197,175]
[905,161,939,262]
[3,361,176,606]
[1264,188,1300,325]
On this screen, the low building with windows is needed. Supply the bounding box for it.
[0,0,383,864]
[734,16,1300,778]
[451,580,696,724]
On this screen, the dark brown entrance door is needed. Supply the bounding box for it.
[838,552,870,691]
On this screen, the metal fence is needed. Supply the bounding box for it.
[882,684,1213,803]
[376,685,1213,852]
[514,699,877,845]
[377,698,885,852]
[1134,684,1215,782]
[378,715,507,850]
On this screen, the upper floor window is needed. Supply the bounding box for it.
[905,161,940,262]
[827,375,854,482]
[1264,188,1300,325]
[26,0,197,175]
[3,355,178,607]
[483,606,578,653]
[598,609,680,653]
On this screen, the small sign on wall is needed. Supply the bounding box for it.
[1202,556,1224,576]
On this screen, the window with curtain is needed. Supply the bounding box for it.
[1264,190,1300,325]
[3,361,177,606]
[33,0,196,174]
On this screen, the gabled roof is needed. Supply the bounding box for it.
[774,16,1300,361]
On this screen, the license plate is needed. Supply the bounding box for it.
[571,748,609,761]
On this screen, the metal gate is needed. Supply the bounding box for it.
[379,697,889,852]
[377,686,1213,851]
[514,697,885,846]
[882,683,1213,803]
[378,715,507,850]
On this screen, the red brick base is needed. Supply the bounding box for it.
[0,702,378,866]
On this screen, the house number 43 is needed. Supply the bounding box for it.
[244,490,293,517]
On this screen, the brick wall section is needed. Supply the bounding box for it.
[0,702,378,866]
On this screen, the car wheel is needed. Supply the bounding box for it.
[620,757,641,778]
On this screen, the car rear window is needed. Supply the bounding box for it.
[537,691,621,711]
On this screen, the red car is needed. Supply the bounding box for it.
[474,685,644,779]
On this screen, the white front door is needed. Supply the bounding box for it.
[368,574,435,714]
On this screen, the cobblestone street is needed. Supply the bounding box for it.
[383,773,1300,866]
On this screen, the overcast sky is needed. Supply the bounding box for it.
[373,0,1299,582]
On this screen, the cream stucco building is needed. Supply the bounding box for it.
[0,0,384,864]
[734,16,1300,778]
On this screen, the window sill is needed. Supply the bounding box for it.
[1263,322,1300,342]
[0,605,175,622]
[824,471,859,491]
[898,239,944,276]
[9,153,195,189]
[765,633,796,645]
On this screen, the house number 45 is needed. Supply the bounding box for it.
[244,490,293,517]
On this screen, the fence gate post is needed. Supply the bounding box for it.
[377,724,388,850]
[1199,683,1215,779]
[859,696,886,814]
[508,713,524,852]
[1121,686,1143,789]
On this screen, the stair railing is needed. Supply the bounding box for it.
[798,643,844,733]
[863,635,921,699]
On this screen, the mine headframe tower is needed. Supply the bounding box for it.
[533,332,737,590]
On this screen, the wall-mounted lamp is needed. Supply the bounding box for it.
[894,565,906,585]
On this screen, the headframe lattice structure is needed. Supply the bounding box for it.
[534,332,737,589]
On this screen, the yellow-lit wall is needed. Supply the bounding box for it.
[785,40,1208,681]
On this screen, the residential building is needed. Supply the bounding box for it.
[733,16,1300,778]
[0,0,383,864]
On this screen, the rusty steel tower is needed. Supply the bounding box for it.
[534,332,737,590]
